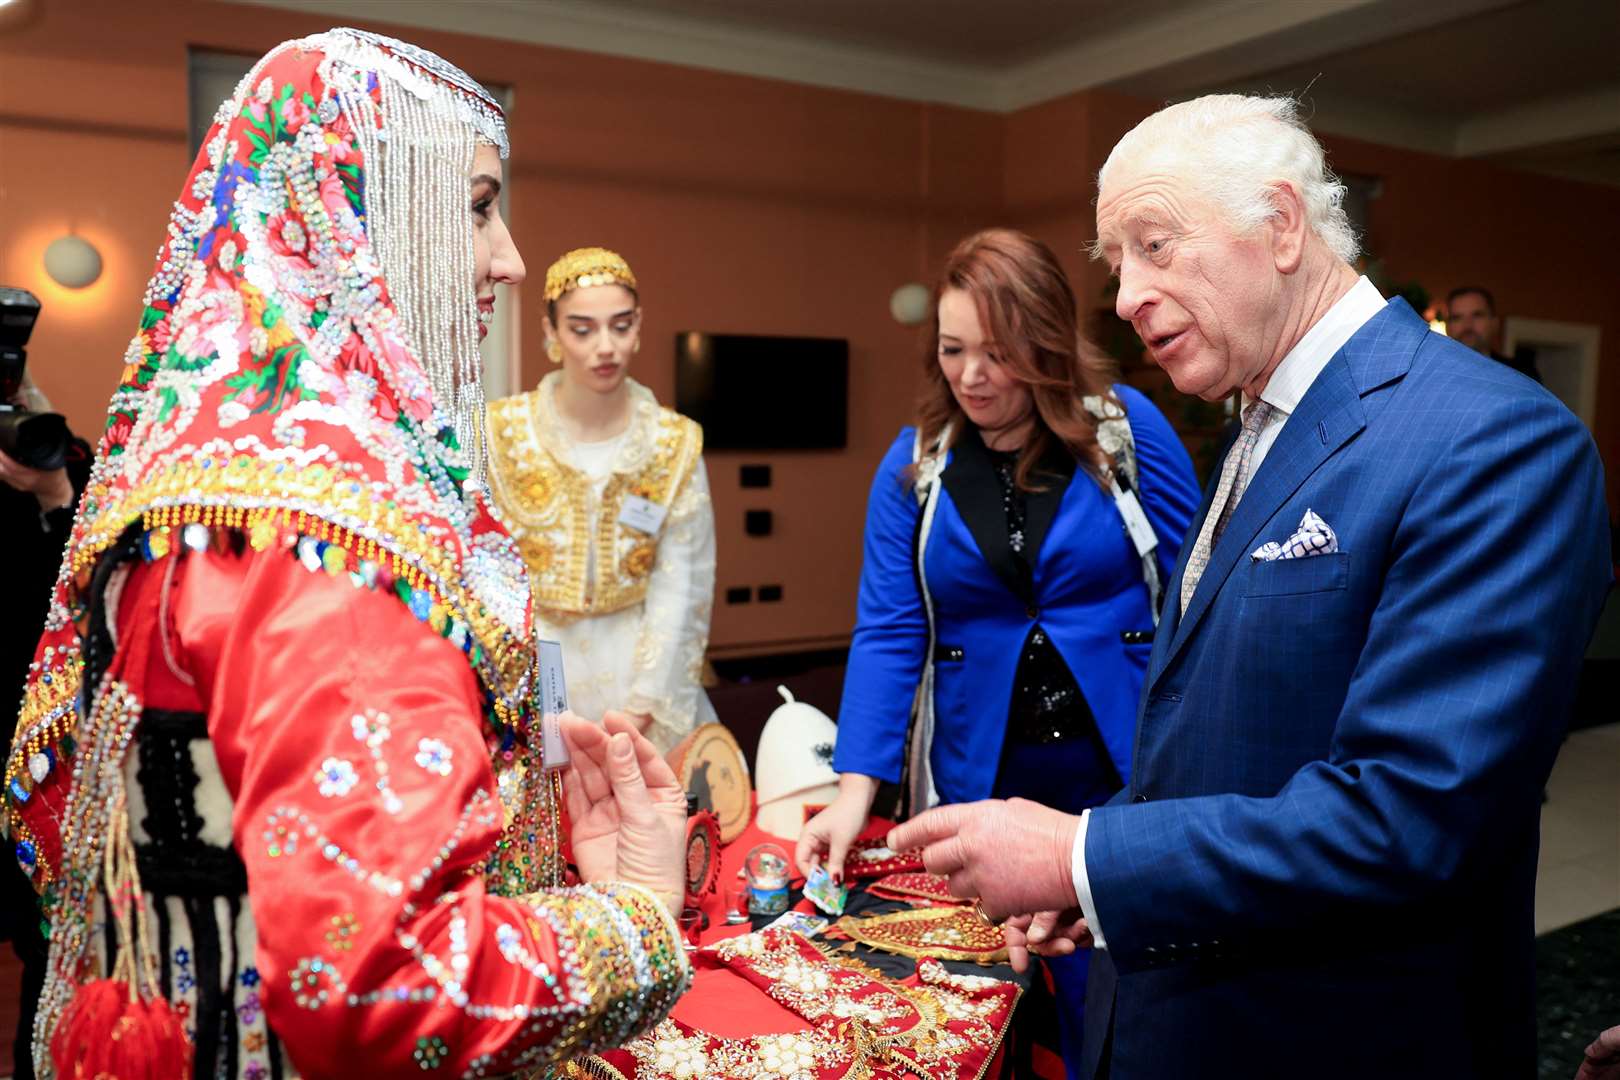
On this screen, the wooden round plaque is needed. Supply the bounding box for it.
[667,723,752,843]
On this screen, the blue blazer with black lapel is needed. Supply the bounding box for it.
[1080,300,1613,1078]
[834,385,1200,805]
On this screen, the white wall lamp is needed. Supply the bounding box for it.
[43,234,103,290]
[0,0,40,32]
[889,282,931,326]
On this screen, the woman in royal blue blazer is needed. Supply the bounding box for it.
[798,229,1199,1070]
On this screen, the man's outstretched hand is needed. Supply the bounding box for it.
[887,797,1081,921]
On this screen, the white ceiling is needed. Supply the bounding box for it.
[232,0,1620,184]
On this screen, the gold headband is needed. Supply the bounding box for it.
[543,247,638,303]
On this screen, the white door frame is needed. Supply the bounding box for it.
[1501,317,1601,429]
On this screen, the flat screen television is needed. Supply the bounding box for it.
[674,332,848,451]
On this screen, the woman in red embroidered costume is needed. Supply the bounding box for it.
[4,28,690,1080]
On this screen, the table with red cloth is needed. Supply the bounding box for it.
[659,809,1062,1080]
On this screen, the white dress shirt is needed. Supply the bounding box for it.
[1072,276,1387,949]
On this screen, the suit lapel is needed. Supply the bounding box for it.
[940,429,1027,602]
[1166,356,1365,656]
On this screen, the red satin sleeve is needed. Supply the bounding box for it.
[165,548,688,1079]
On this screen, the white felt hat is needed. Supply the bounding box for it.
[753,686,840,840]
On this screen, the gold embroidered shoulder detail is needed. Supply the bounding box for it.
[486,381,702,617]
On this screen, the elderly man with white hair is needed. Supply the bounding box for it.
[891,94,1611,1078]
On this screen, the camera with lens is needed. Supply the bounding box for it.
[0,287,71,471]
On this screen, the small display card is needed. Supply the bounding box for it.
[765,911,830,938]
[617,494,668,535]
[537,639,570,769]
[804,865,849,916]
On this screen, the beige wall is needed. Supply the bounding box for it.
[1,3,1612,656]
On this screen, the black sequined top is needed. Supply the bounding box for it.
[987,448,1102,745]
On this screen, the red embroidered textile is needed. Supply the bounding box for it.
[576,930,1019,1079]
[866,872,966,907]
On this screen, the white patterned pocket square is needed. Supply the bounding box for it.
[1252,509,1338,562]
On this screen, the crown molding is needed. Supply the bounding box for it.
[220,0,1003,110]
[1455,84,1620,158]
[994,0,1388,112]
[223,0,1613,169]
[223,0,1488,117]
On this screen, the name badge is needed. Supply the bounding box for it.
[537,639,570,768]
[617,494,668,535]
[1115,489,1159,558]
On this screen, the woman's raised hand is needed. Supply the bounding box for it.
[560,711,688,913]
[795,773,879,882]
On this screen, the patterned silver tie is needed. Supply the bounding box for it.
[1180,400,1276,615]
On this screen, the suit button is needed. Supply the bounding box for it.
[1025,605,1039,619]
[1133,793,1149,803]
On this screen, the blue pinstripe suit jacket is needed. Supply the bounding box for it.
[1081,300,1612,1079]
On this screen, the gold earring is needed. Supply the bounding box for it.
[547,341,562,364]
[632,339,640,355]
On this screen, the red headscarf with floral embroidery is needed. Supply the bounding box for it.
[6,28,535,893]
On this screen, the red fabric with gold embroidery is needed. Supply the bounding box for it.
[843,838,925,880]
[575,930,1018,1080]
[866,872,966,907]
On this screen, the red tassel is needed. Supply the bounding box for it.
[51,978,193,1080]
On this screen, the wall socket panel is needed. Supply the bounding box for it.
[744,509,773,536]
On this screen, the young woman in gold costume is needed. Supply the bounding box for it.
[487,249,717,753]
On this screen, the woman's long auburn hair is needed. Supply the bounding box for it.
[915,228,1121,491]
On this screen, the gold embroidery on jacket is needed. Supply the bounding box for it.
[487,375,702,617]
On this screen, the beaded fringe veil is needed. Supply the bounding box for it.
[319,28,505,486]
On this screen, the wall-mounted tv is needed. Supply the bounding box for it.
[674,332,848,451]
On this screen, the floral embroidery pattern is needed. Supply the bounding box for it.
[414,737,453,777]
[314,757,358,798]
[264,818,298,858]
[288,955,347,1010]
[174,946,195,994]
[351,710,404,815]
[755,1033,821,1078]
[326,912,360,952]
[237,991,262,1026]
[413,1035,449,1070]
[646,1032,708,1078]
[604,931,1018,1080]
[352,710,391,748]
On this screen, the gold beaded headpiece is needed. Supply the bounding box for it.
[544,247,638,303]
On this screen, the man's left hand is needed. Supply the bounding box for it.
[1004,909,1093,973]
[887,797,1080,921]
[0,447,73,512]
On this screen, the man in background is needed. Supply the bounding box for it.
[1447,284,1543,382]
[0,375,89,1080]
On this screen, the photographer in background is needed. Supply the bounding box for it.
[1,319,91,1080]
